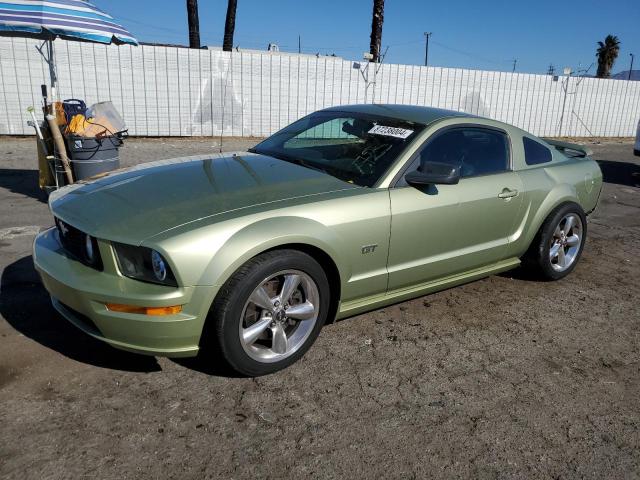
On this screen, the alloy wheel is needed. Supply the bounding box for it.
[239,270,320,363]
[549,213,583,272]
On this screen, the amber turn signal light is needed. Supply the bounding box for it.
[105,303,182,316]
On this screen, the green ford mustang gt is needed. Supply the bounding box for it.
[33,104,603,376]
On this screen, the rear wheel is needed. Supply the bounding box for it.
[207,250,330,376]
[524,202,587,280]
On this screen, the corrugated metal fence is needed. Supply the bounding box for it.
[1,37,639,138]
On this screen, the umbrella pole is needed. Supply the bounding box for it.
[43,38,71,183]
[47,38,57,103]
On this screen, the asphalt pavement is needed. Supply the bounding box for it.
[0,136,639,479]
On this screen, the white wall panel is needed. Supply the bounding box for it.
[1,37,639,138]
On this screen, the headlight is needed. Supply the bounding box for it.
[112,242,178,287]
[151,250,167,281]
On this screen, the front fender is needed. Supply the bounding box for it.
[198,216,347,289]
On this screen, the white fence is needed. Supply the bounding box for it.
[1,37,640,138]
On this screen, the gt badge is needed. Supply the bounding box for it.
[361,244,378,254]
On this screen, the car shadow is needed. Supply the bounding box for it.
[170,317,246,378]
[0,255,161,372]
[498,265,545,282]
[171,356,245,378]
[596,160,640,188]
[0,168,48,202]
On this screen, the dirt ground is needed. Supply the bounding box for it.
[0,136,639,479]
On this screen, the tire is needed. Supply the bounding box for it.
[523,202,587,280]
[206,249,330,376]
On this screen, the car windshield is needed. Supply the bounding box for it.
[250,111,424,187]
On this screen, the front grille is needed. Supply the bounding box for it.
[55,217,103,271]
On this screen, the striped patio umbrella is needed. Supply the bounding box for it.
[0,0,137,93]
[0,0,137,45]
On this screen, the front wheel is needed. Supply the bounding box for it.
[523,202,587,280]
[207,250,330,376]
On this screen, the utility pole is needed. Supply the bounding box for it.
[630,53,635,80]
[512,58,517,73]
[423,32,432,66]
[298,35,301,54]
[186,0,200,49]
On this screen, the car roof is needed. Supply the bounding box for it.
[320,104,472,125]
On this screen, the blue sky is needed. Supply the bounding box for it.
[96,0,639,75]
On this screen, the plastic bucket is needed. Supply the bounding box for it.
[71,156,120,181]
[66,135,122,180]
[66,135,122,161]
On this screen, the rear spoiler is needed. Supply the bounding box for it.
[541,138,593,158]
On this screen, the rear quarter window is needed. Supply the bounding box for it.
[523,137,552,165]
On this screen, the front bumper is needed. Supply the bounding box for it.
[33,227,217,357]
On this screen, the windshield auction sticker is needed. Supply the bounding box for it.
[368,125,414,139]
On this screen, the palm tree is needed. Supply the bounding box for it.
[186,0,200,49]
[369,0,384,62]
[223,0,238,52]
[596,35,621,78]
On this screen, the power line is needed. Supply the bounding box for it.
[114,17,520,71]
[429,39,513,67]
[117,15,185,35]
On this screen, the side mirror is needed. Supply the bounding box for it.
[405,161,460,186]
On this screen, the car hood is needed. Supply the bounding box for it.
[49,152,358,244]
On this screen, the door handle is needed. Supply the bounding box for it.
[498,188,518,199]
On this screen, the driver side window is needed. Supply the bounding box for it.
[406,127,510,181]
